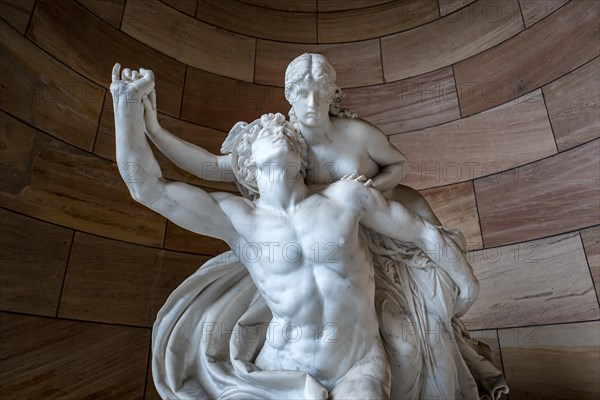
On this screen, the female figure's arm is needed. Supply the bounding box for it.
[112,65,239,243]
[142,88,235,183]
[352,119,442,225]
[353,119,408,192]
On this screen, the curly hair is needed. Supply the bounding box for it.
[221,113,308,196]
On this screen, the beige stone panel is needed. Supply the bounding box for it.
[122,0,255,82]
[342,67,460,135]
[1,19,104,152]
[0,111,166,247]
[454,0,599,117]
[239,0,316,12]
[0,0,35,33]
[59,232,161,326]
[197,0,316,43]
[0,208,72,316]
[27,0,185,117]
[318,0,438,43]
[145,362,162,400]
[163,0,197,16]
[463,232,600,329]
[390,90,556,189]
[182,67,289,132]
[382,0,523,82]
[318,0,390,12]
[475,139,599,247]
[59,232,209,327]
[543,57,600,152]
[438,0,476,16]
[0,312,150,399]
[519,0,569,27]
[499,321,600,399]
[581,225,600,303]
[420,182,483,249]
[148,250,211,320]
[78,0,126,28]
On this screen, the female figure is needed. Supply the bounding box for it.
[141,55,507,399]
[143,53,441,225]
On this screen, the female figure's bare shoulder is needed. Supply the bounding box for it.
[331,116,381,136]
[330,116,394,153]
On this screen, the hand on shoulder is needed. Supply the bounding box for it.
[326,172,383,211]
[339,172,374,188]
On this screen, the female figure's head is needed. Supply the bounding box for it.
[284,54,355,126]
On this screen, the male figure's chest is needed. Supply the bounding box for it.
[237,201,357,271]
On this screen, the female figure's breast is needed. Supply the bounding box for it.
[306,141,379,184]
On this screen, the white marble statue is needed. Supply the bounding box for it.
[111,54,509,399]
[143,53,442,225]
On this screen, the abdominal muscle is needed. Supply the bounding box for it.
[255,313,378,390]
[253,267,380,389]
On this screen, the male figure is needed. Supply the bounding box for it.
[112,64,479,398]
[142,53,442,224]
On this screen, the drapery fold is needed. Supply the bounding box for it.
[152,226,508,399]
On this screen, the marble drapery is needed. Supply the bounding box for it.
[152,225,508,399]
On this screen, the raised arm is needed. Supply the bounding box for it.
[111,64,239,244]
[141,81,235,183]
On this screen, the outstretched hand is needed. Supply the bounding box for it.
[110,63,155,107]
[340,172,374,188]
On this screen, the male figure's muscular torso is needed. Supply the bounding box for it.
[225,183,380,389]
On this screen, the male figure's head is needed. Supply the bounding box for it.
[285,53,342,126]
[233,113,308,194]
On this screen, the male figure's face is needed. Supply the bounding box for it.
[288,80,334,128]
[251,125,302,180]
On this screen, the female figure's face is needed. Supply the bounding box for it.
[285,54,339,129]
[287,79,334,128]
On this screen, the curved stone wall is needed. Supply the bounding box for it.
[0,0,598,398]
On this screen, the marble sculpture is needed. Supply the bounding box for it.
[111,54,509,399]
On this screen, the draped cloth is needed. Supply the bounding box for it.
[364,227,508,399]
[152,226,508,399]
